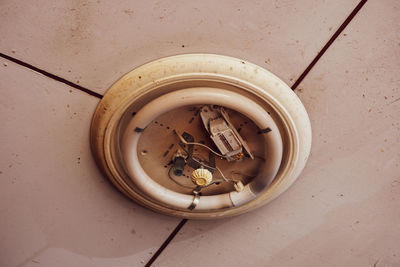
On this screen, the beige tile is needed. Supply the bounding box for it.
[0,60,180,267]
[0,0,358,95]
[152,1,400,267]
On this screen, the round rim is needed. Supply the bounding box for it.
[90,54,312,219]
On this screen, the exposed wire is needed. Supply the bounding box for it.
[172,130,243,190]
[191,154,236,184]
[215,166,236,183]
[215,166,244,192]
[174,130,227,158]
[191,153,216,171]
[203,179,226,188]
[168,167,197,189]
[185,141,226,158]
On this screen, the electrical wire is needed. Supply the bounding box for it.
[168,167,197,189]
[215,166,236,183]
[174,130,227,158]
[185,141,226,158]
[191,153,216,171]
[191,154,236,184]
[173,130,242,190]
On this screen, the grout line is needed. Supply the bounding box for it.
[0,52,103,99]
[145,219,188,267]
[291,0,368,90]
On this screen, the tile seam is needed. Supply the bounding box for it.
[291,0,368,90]
[0,52,103,99]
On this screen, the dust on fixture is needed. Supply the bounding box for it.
[90,54,311,219]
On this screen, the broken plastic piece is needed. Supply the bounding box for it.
[200,105,254,161]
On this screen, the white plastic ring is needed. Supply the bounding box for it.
[121,87,283,210]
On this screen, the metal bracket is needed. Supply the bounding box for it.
[188,190,200,210]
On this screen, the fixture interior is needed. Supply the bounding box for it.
[136,105,265,196]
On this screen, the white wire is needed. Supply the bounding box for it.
[174,130,227,158]
[190,154,234,184]
[175,131,239,186]
[215,166,236,183]
[185,141,227,158]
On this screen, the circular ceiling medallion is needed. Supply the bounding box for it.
[90,54,311,219]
